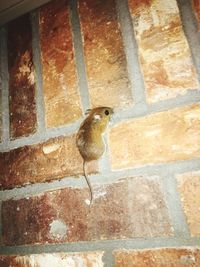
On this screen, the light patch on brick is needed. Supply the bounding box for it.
[128,0,199,102]
[13,253,104,267]
[109,104,200,170]
[177,171,200,236]
[49,219,68,240]
[42,143,61,155]
[115,248,200,267]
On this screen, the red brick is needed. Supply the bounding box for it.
[128,0,199,103]
[177,171,200,236]
[115,248,200,267]
[39,0,82,128]
[7,14,37,138]
[192,0,200,25]
[0,135,97,189]
[109,104,200,170]
[78,0,133,108]
[2,176,172,245]
[0,252,104,267]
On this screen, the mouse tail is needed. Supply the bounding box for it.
[83,161,93,205]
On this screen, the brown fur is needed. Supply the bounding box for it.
[76,107,113,204]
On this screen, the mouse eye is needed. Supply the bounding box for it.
[104,109,109,116]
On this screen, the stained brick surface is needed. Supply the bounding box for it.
[115,248,200,267]
[7,14,37,138]
[78,0,133,108]
[2,176,172,245]
[177,171,200,236]
[192,0,200,25]
[39,0,82,128]
[0,252,104,267]
[109,104,200,170]
[0,135,97,189]
[128,0,199,103]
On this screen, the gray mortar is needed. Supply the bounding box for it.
[177,0,200,85]
[116,0,147,105]
[0,27,10,148]
[0,237,199,255]
[69,0,90,113]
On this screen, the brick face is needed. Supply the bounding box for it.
[7,14,37,138]
[128,0,199,103]
[115,248,200,267]
[192,0,200,25]
[0,252,104,267]
[39,0,82,128]
[78,0,133,108]
[177,171,200,236]
[2,176,172,245]
[0,135,97,189]
[109,104,200,170]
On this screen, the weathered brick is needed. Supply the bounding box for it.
[109,104,200,170]
[128,0,199,103]
[7,14,37,138]
[177,171,200,236]
[39,0,82,128]
[0,135,97,189]
[192,0,200,25]
[78,0,133,108]
[2,176,172,245]
[115,248,200,267]
[0,252,104,267]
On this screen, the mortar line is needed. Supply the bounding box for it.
[0,237,199,255]
[103,249,115,267]
[1,91,200,152]
[31,11,46,134]
[69,0,90,113]
[177,0,200,85]
[0,27,10,147]
[115,0,147,105]
[1,157,200,201]
[159,173,190,239]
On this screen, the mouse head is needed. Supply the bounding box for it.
[85,106,114,132]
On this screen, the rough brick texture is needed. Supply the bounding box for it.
[192,0,200,25]
[78,0,133,108]
[128,0,199,103]
[177,171,200,236]
[39,0,82,128]
[115,248,200,267]
[109,104,200,170]
[7,14,37,138]
[0,135,97,189]
[0,252,104,267]
[2,176,172,245]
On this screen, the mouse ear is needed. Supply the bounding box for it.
[85,109,91,115]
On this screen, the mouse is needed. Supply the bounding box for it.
[76,106,114,205]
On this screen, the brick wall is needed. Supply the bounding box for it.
[0,0,200,266]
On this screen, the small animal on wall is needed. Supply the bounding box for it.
[76,107,114,205]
